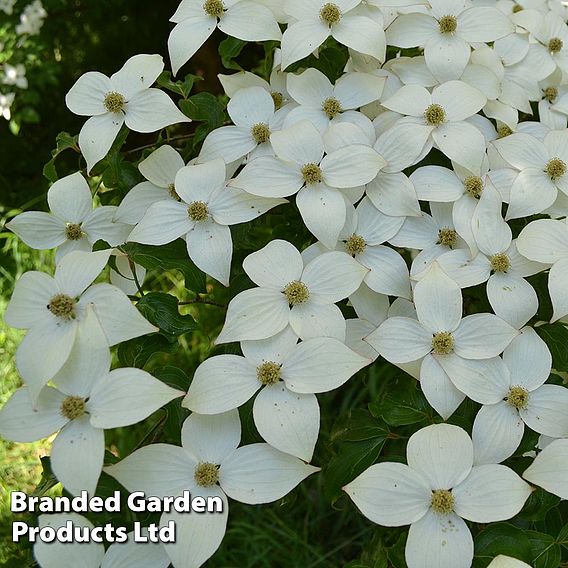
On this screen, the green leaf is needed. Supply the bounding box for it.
[473,523,533,567]
[122,240,206,292]
[369,380,431,427]
[137,292,198,337]
[157,70,201,98]
[219,37,247,70]
[42,131,80,182]
[535,322,568,371]
[117,334,177,368]
[527,531,562,568]
[179,93,225,147]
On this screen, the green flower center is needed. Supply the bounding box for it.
[188,201,209,221]
[320,2,341,25]
[432,331,454,355]
[251,122,271,144]
[431,489,455,514]
[103,91,125,113]
[424,103,446,126]
[60,396,86,420]
[322,97,342,119]
[257,361,282,385]
[194,462,220,486]
[549,37,563,53]
[47,294,76,320]
[283,280,309,305]
[271,91,284,110]
[345,234,366,257]
[464,176,483,199]
[438,15,457,34]
[301,163,322,185]
[506,386,529,409]
[65,223,83,241]
[546,157,566,180]
[437,228,458,248]
[544,86,558,103]
[497,124,513,138]
[203,0,224,17]
[490,253,510,273]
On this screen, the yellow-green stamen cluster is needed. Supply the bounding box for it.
[345,234,366,256]
[464,176,484,199]
[512,4,523,13]
[188,201,209,221]
[549,37,563,54]
[168,183,181,201]
[431,489,455,514]
[301,163,322,185]
[271,91,284,110]
[490,253,510,273]
[424,104,446,126]
[544,86,558,103]
[251,123,270,144]
[47,294,76,320]
[257,361,282,385]
[103,91,125,113]
[322,97,342,119]
[194,462,220,486]
[320,2,341,25]
[506,386,529,409]
[438,15,457,34]
[437,228,458,248]
[432,332,454,355]
[60,396,86,420]
[498,124,513,138]
[65,223,83,241]
[203,0,224,17]
[283,280,309,305]
[546,157,566,180]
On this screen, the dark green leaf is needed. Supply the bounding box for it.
[219,37,247,70]
[535,322,568,372]
[179,93,225,148]
[527,531,562,568]
[473,523,533,567]
[369,380,431,427]
[137,292,198,337]
[117,334,177,368]
[157,70,201,98]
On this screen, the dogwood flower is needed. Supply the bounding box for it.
[0,92,15,120]
[105,410,319,568]
[488,557,531,568]
[168,0,282,75]
[66,54,190,172]
[523,438,568,499]
[216,239,367,343]
[0,309,183,495]
[184,327,368,460]
[344,423,531,568]
[4,250,157,400]
[128,159,286,286]
[6,172,131,262]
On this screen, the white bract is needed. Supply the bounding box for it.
[523,438,568,499]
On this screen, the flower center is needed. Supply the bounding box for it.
[432,331,454,355]
[194,462,220,486]
[322,96,342,119]
[490,253,510,273]
[320,2,341,25]
[424,103,446,126]
[301,163,322,185]
[47,294,76,320]
[271,91,284,110]
[65,223,83,241]
[549,37,563,53]
[546,157,566,180]
[345,234,366,256]
[544,86,558,103]
[251,122,270,144]
[283,280,309,305]
[464,176,483,199]
[437,228,458,248]
[60,396,86,420]
[257,361,282,385]
[188,201,209,221]
[103,91,125,113]
[203,0,224,17]
[512,4,523,12]
[506,386,529,409]
[438,15,457,34]
[431,489,455,514]
[168,183,181,201]
[497,124,513,138]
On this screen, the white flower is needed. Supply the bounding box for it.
[128,159,286,286]
[523,437,568,499]
[0,92,15,120]
[168,0,282,75]
[115,145,185,225]
[3,63,28,89]
[0,0,16,14]
[0,309,182,495]
[185,327,368,460]
[537,70,568,130]
[216,239,368,343]
[109,250,147,296]
[105,410,319,568]
[488,556,531,568]
[344,423,531,568]
[6,172,131,262]
[386,2,513,82]
[65,54,190,173]
[281,0,385,70]
[516,217,568,321]
[366,262,518,419]
[4,250,157,400]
